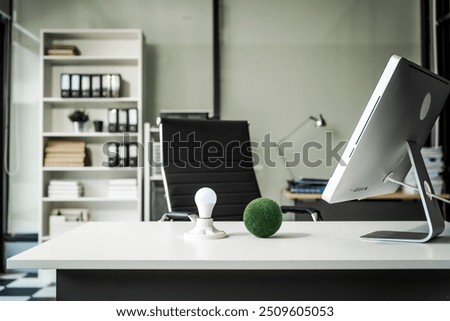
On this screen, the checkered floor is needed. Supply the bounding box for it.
[0,272,56,301]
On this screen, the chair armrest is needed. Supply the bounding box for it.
[280,206,323,222]
[159,212,199,222]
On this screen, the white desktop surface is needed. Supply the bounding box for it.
[7,221,450,270]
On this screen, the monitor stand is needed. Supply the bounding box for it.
[361,140,445,243]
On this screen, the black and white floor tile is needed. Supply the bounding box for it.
[0,272,56,301]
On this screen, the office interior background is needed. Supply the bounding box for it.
[2,0,450,273]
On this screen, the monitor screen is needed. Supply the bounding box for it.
[322,54,450,242]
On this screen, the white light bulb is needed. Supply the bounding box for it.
[185,187,226,239]
[194,187,217,219]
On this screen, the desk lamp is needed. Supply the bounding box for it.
[277,114,326,178]
[184,187,227,240]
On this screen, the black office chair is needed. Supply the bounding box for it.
[158,118,321,221]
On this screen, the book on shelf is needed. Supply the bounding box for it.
[48,186,82,190]
[106,142,139,168]
[403,146,446,194]
[81,75,91,97]
[61,73,122,98]
[102,74,112,97]
[108,192,137,199]
[46,44,81,56]
[108,186,138,191]
[108,178,137,186]
[44,140,86,167]
[287,177,328,194]
[61,74,70,97]
[91,75,101,97]
[70,74,81,97]
[108,178,137,198]
[45,140,86,151]
[290,186,326,194]
[45,153,85,160]
[49,179,80,185]
[128,143,138,167]
[108,108,138,133]
[48,180,84,198]
[45,161,85,167]
[118,109,128,132]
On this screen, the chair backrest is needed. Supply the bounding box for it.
[159,118,261,221]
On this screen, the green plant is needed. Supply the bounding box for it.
[68,110,89,123]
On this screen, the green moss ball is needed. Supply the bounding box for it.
[243,198,282,238]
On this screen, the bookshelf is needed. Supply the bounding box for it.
[39,29,144,242]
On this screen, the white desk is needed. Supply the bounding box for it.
[8,221,450,300]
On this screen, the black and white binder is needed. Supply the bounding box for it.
[118,109,128,132]
[107,142,119,167]
[81,75,91,97]
[60,74,70,98]
[108,109,118,133]
[118,144,128,167]
[102,74,112,97]
[91,75,101,97]
[128,143,138,167]
[128,108,138,132]
[111,74,121,97]
[70,74,81,97]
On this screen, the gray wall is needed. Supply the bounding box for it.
[9,0,420,232]
[221,0,420,204]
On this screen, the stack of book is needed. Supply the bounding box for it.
[403,146,445,194]
[288,178,328,194]
[44,140,86,167]
[48,180,84,199]
[108,179,137,199]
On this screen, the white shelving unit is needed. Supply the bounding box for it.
[39,29,144,242]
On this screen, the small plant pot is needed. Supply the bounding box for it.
[72,121,86,133]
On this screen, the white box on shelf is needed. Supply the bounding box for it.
[49,208,90,237]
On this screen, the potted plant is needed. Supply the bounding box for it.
[68,110,89,132]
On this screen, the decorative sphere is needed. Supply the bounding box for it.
[243,198,282,238]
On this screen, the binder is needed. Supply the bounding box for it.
[91,75,101,97]
[111,74,121,97]
[81,75,91,97]
[151,142,162,176]
[118,144,128,167]
[128,108,138,132]
[101,74,112,97]
[60,74,71,98]
[108,109,118,133]
[70,74,81,97]
[128,143,138,167]
[107,142,119,167]
[118,109,128,132]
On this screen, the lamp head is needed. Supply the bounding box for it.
[194,187,217,219]
[310,114,327,127]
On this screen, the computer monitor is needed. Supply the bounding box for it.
[322,54,450,242]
